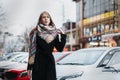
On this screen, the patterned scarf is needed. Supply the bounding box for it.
[28,23,58,64]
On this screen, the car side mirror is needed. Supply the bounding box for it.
[103,65,120,73]
[111,64,120,70]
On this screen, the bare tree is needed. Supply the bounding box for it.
[0,1,9,51]
[0,2,8,33]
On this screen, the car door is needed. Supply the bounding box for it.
[96,49,120,80]
[105,50,120,80]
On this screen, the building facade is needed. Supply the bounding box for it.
[63,21,80,51]
[73,0,120,48]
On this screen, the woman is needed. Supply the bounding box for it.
[27,11,66,80]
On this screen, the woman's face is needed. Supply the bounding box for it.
[41,13,51,26]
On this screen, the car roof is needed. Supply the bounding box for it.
[7,52,28,54]
[78,47,120,51]
[1,52,28,61]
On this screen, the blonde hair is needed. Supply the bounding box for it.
[30,11,55,35]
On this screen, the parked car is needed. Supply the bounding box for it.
[0,52,29,80]
[0,52,28,68]
[56,47,120,80]
[1,52,71,80]
[0,62,30,80]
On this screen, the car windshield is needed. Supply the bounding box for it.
[0,52,28,62]
[0,53,18,61]
[58,49,106,65]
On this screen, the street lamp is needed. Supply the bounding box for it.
[3,32,13,54]
[70,21,73,52]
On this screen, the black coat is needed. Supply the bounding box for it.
[27,33,66,80]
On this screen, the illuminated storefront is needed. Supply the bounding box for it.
[73,0,120,48]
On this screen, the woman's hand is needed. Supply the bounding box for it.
[46,35,54,43]
[57,28,65,34]
[27,70,32,78]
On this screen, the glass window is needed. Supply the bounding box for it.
[98,50,114,67]
[93,7,97,16]
[89,6,93,16]
[96,5,101,15]
[108,51,120,66]
[11,55,24,62]
[104,0,111,2]
[84,9,89,19]
[89,0,94,8]
[58,49,106,65]
[76,2,81,21]
[97,24,101,34]
[100,3,105,13]
[84,0,90,10]
[73,33,76,39]
[94,0,101,6]
[89,27,93,36]
[84,0,91,18]
[101,24,105,34]
[86,9,90,18]
[66,35,69,42]
[21,57,28,63]
[109,5,114,11]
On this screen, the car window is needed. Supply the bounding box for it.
[108,51,120,66]
[21,57,28,63]
[1,54,18,61]
[11,55,25,62]
[98,50,114,67]
[98,50,120,67]
[9,53,28,62]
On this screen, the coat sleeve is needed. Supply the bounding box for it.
[54,34,66,52]
[27,32,34,70]
[27,63,33,70]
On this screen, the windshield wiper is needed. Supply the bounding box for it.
[104,66,119,73]
[57,63,84,65]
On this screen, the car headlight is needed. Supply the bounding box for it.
[19,70,28,78]
[4,70,28,80]
[58,71,83,80]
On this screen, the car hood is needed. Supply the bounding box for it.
[0,61,18,68]
[56,64,92,78]
[10,63,27,70]
[0,61,23,69]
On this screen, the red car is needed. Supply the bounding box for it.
[2,62,30,80]
[5,69,30,80]
[2,52,71,80]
